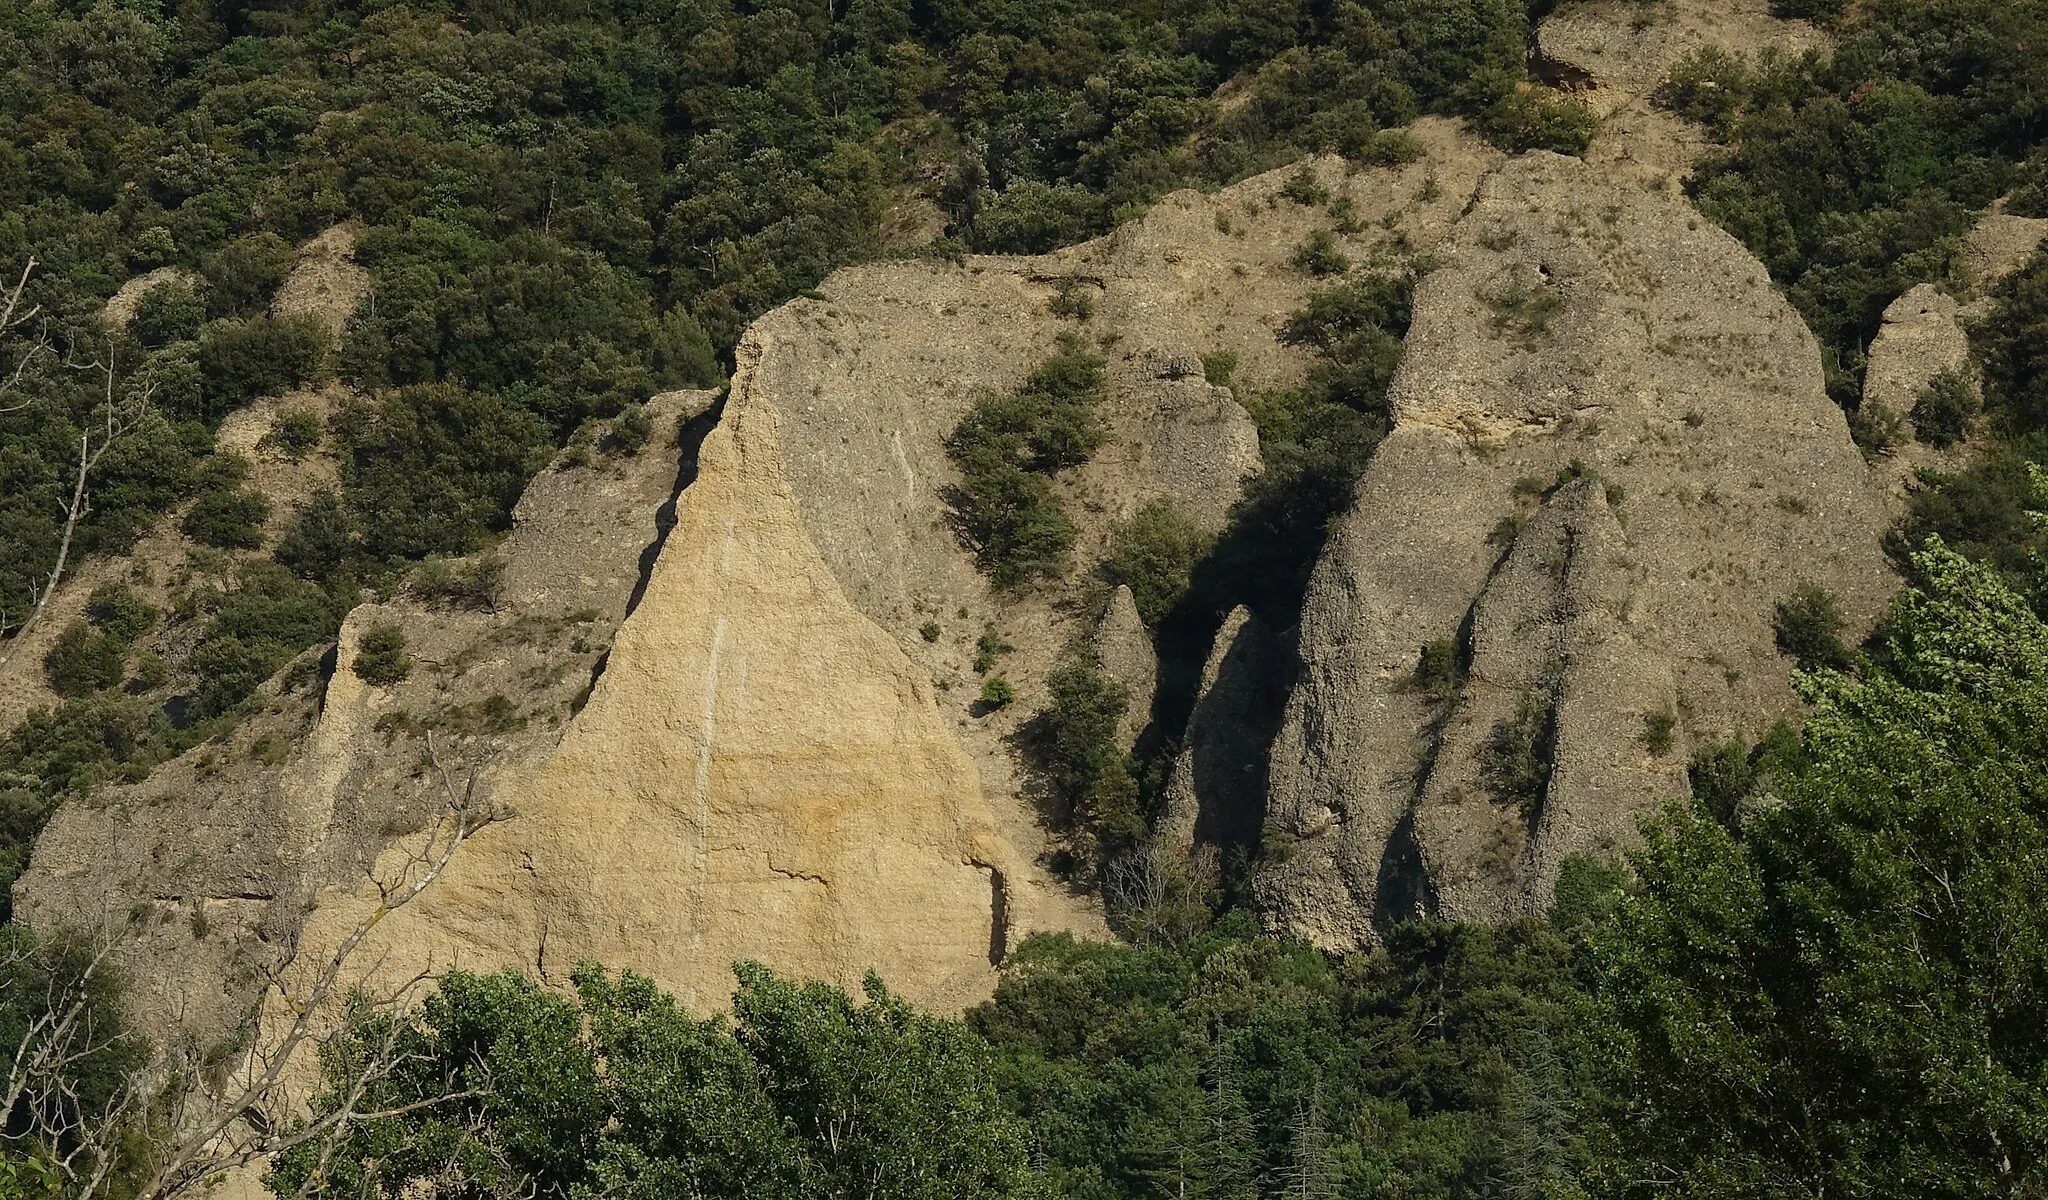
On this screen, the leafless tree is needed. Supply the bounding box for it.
[1102,840,1221,950]
[0,310,161,667]
[0,736,505,1200]
[0,257,48,411]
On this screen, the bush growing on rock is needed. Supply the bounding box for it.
[262,407,325,460]
[353,624,412,687]
[409,554,505,611]
[182,487,272,549]
[83,583,155,643]
[1038,658,1141,860]
[274,490,357,582]
[603,403,652,455]
[1910,367,1978,448]
[946,342,1107,590]
[130,280,206,347]
[1107,499,1211,627]
[332,385,552,563]
[1773,581,1852,671]
[196,315,328,419]
[42,622,126,698]
[1476,85,1598,155]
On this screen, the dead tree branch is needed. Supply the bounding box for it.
[0,736,504,1200]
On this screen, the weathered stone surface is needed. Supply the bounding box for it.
[1258,152,1895,947]
[1159,606,1285,855]
[272,223,371,342]
[1962,211,2048,296]
[1094,585,1157,748]
[1863,284,1970,428]
[1538,0,1830,197]
[16,392,705,1050]
[291,338,1056,1015]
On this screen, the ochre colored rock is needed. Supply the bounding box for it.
[293,333,1062,1014]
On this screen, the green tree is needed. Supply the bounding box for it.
[352,624,411,687]
[1589,539,2048,1198]
[1107,499,1211,627]
[270,964,1043,1200]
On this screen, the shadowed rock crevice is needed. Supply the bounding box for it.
[626,390,727,622]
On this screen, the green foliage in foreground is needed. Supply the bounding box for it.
[270,963,1041,1200]
[1587,539,2048,1199]
[975,917,1590,1200]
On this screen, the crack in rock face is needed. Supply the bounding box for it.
[1257,152,1896,949]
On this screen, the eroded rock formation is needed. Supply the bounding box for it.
[1257,151,1896,944]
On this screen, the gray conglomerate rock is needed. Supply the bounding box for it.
[1257,152,1896,946]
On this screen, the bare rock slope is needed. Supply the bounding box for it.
[18,392,700,1051]
[20,124,1504,1036]
[284,126,1498,1014]
[1257,150,1895,943]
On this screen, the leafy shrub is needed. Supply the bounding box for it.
[131,280,205,347]
[353,623,412,686]
[946,343,1108,589]
[198,562,347,665]
[971,181,1109,254]
[1773,581,1852,670]
[1477,86,1598,155]
[201,232,296,319]
[1652,47,1753,137]
[182,488,272,549]
[603,403,652,455]
[409,555,506,611]
[186,636,276,721]
[978,675,1015,709]
[263,407,324,460]
[197,315,329,419]
[1049,280,1095,321]
[84,583,155,643]
[1481,693,1554,813]
[43,622,125,697]
[1038,658,1140,857]
[1280,164,1331,205]
[973,629,1013,675]
[332,385,552,563]
[274,490,356,582]
[1291,229,1349,276]
[1910,367,1978,448]
[1895,446,2047,576]
[1201,349,1238,387]
[1687,738,1754,826]
[1107,499,1211,626]
[1415,637,1462,696]
[1641,708,1677,754]
[1849,400,1907,455]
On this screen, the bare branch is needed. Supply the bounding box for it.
[133,734,505,1200]
[0,350,159,665]
[0,256,46,413]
